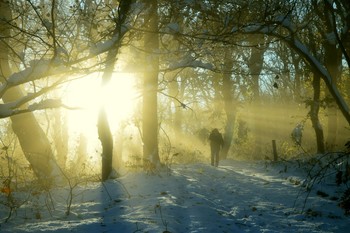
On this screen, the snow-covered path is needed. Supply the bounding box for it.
[156,161,347,233]
[117,160,349,232]
[1,160,349,232]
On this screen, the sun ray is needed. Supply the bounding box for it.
[62,72,139,163]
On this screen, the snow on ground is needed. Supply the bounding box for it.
[1,159,349,232]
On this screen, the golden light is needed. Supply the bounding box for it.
[63,72,139,152]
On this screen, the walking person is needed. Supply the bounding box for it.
[209,128,224,167]
[291,123,303,145]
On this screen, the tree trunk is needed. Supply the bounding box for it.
[248,41,266,158]
[221,49,236,160]
[212,73,222,117]
[291,54,302,103]
[310,75,325,153]
[142,0,160,166]
[0,1,59,184]
[98,107,113,181]
[168,74,182,136]
[98,46,117,181]
[97,0,134,181]
[53,109,68,168]
[324,3,342,149]
[75,133,87,170]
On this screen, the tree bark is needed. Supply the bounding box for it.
[291,54,302,103]
[98,0,134,181]
[310,75,325,153]
[168,74,183,137]
[142,0,160,165]
[98,107,113,181]
[98,47,117,181]
[248,40,266,158]
[53,109,68,168]
[324,2,342,149]
[221,49,236,159]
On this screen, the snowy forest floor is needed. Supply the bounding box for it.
[1,159,349,233]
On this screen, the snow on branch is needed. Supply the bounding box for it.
[167,56,215,71]
[7,60,51,85]
[0,60,68,98]
[89,33,121,56]
[28,99,63,111]
[232,18,350,124]
[89,3,134,57]
[0,99,78,118]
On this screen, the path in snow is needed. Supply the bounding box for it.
[1,160,349,233]
[118,160,348,232]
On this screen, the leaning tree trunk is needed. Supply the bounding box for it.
[3,89,59,184]
[0,1,59,185]
[142,0,160,166]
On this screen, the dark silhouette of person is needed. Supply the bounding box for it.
[291,123,303,145]
[209,128,224,167]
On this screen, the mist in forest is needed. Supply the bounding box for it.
[1,1,350,231]
[0,0,348,191]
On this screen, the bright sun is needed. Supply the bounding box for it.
[63,72,139,141]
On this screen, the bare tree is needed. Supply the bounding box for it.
[233,2,350,125]
[0,0,61,184]
[97,0,135,181]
